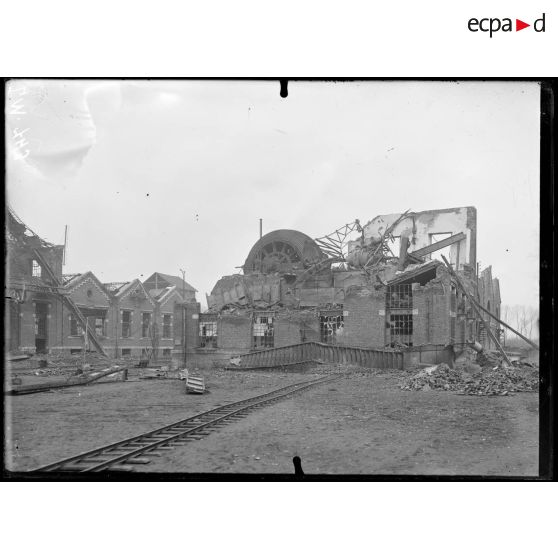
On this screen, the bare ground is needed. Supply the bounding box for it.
[4,366,538,475]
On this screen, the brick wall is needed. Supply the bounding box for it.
[274,318,302,346]
[413,281,451,346]
[184,302,201,349]
[218,315,252,350]
[300,316,320,343]
[342,287,386,348]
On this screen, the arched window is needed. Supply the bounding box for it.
[32,260,42,278]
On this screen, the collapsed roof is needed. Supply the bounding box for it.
[207,206,479,312]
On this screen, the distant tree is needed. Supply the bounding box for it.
[501,304,539,344]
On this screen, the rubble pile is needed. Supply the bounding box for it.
[400,363,462,392]
[476,350,504,368]
[459,365,538,396]
[401,361,538,396]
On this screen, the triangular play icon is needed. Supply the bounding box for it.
[516,19,530,31]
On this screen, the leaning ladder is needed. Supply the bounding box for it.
[31,248,108,357]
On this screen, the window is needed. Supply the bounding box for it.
[121,348,131,357]
[35,303,48,336]
[199,321,218,348]
[386,284,413,309]
[94,316,106,337]
[121,311,131,338]
[320,313,344,344]
[389,314,413,347]
[450,286,457,342]
[162,348,171,357]
[32,260,41,278]
[70,315,83,336]
[253,314,274,348]
[70,348,82,355]
[162,314,172,338]
[141,312,151,338]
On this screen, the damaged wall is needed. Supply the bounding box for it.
[356,206,477,270]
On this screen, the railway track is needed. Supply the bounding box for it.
[34,374,339,473]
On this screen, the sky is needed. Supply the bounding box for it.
[6,80,540,309]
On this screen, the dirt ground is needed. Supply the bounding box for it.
[4,366,538,476]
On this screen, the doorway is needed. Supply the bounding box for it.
[8,300,20,352]
[35,302,49,353]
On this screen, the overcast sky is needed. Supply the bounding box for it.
[6,80,540,309]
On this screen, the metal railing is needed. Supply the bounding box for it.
[233,341,404,370]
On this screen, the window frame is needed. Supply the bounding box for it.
[253,313,275,349]
[32,260,42,278]
[162,313,173,339]
[141,312,152,339]
[199,321,218,348]
[121,310,132,338]
[69,315,83,337]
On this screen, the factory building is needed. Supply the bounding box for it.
[184,207,501,368]
[6,206,502,369]
[5,209,197,361]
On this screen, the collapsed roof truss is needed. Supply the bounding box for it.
[314,220,362,260]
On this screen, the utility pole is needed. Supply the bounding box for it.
[63,225,68,266]
[259,218,263,273]
[180,268,187,368]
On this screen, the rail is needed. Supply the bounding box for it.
[33,375,338,473]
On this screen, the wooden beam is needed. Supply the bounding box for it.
[410,232,466,259]
[441,255,512,366]
[468,297,539,351]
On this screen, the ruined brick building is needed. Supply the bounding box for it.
[5,209,196,360]
[6,206,502,368]
[183,206,502,368]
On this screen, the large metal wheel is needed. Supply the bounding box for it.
[244,229,325,274]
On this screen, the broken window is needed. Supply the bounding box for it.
[32,260,41,278]
[94,317,106,337]
[389,314,413,347]
[121,310,131,338]
[253,313,274,348]
[69,315,83,336]
[141,312,151,338]
[386,284,414,347]
[457,292,466,314]
[386,284,413,309]
[320,313,344,344]
[162,313,172,338]
[162,348,171,357]
[450,285,457,342]
[199,321,218,348]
